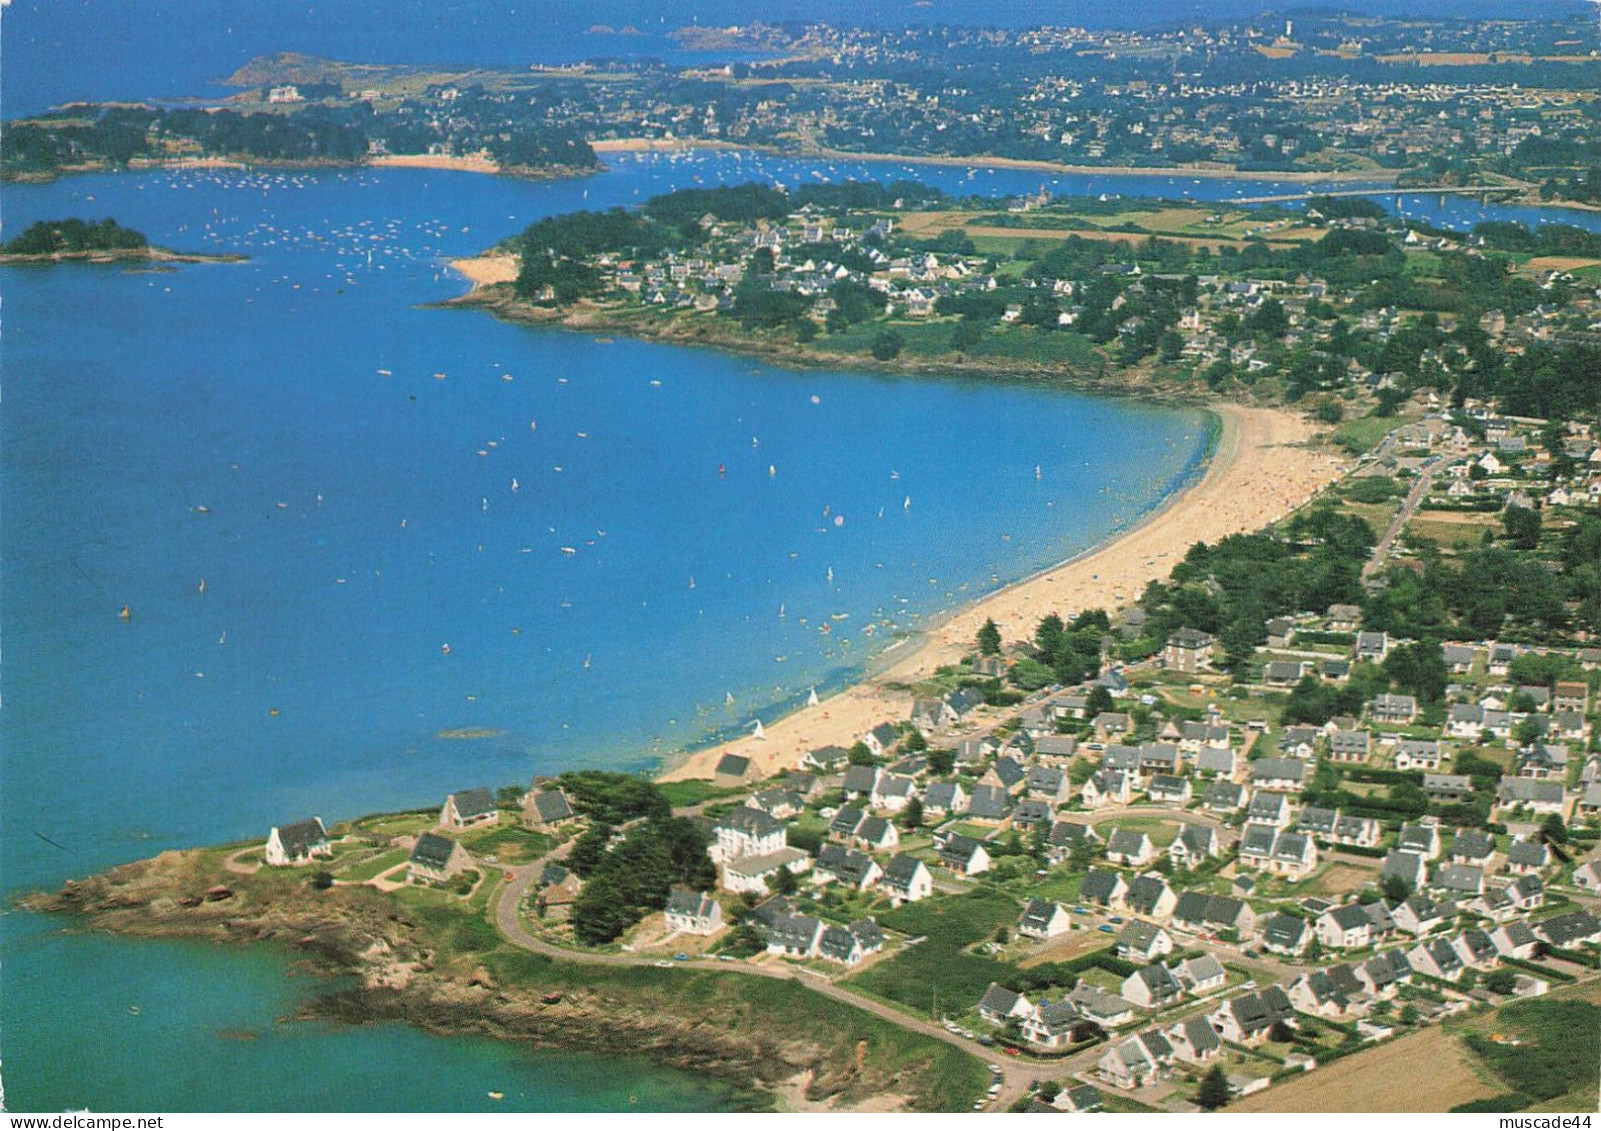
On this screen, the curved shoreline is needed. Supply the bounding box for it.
[435,259,1350,785]
[658,401,1348,782]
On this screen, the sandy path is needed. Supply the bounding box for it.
[659,404,1348,782]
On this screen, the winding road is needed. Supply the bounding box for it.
[487,855,1099,1111]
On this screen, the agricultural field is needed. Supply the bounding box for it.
[1231,1023,1500,1112]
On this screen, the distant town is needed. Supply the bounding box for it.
[4,10,1598,208]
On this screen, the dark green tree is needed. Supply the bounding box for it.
[1197,1065,1232,1111]
[978,618,1002,656]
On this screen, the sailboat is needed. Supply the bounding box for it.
[510,478,519,493]
[807,687,820,707]
[752,719,766,740]
[119,605,131,620]
[725,691,735,706]
[903,495,912,511]
[197,578,206,594]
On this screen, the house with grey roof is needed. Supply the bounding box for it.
[265,817,332,867]
[1024,1000,1086,1050]
[1537,910,1601,948]
[1316,904,1374,950]
[1115,920,1174,963]
[1371,693,1417,726]
[1447,826,1492,865]
[1106,828,1157,867]
[1173,892,1255,938]
[524,788,576,829]
[984,756,1027,794]
[1173,953,1227,996]
[842,764,880,799]
[1148,774,1193,806]
[1381,849,1428,893]
[1067,985,1136,1028]
[851,817,895,857]
[664,888,723,935]
[440,787,499,830]
[1245,790,1291,828]
[937,832,991,876]
[1166,1016,1223,1065]
[1202,780,1249,814]
[1082,768,1133,808]
[1431,864,1485,897]
[1019,898,1072,939]
[1034,734,1079,764]
[1169,824,1220,870]
[978,983,1033,1026]
[1195,746,1238,778]
[877,854,932,905]
[1122,962,1185,1010]
[1250,757,1308,791]
[1505,838,1550,875]
[871,773,917,814]
[921,780,968,817]
[1425,773,1476,804]
[1237,825,1318,880]
[713,806,788,863]
[1259,912,1310,957]
[966,783,1015,823]
[1126,873,1178,921]
[1025,766,1071,804]
[766,913,826,959]
[802,744,851,772]
[1495,777,1566,815]
[817,918,884,966]
[1080,868,1129,910]
[1262,660,1305,686]
[724,844,813,893]
[1012,798,1055,831]
[1396,822,1443,860]
[1278,726,1319,758]
[1394,738,1444,771]
[814,844,882,890]
[408,832,470,885]
[1327,728,1372,763]
[1097,1029,1175,1087]
[862,722,899,758]
[1209,985,1294,1045]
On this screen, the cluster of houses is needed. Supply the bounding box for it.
[972,878,1600,1083]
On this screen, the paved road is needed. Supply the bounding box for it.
[1362,457,1438,580]
[489,856,1070,1111]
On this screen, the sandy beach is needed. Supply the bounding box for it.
[448,254,519,290]
[371,152,502,175]
[659,403,1349,782]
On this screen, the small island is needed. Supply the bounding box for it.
[0,217,245,266]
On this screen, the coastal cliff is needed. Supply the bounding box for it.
[22,846,977,1112]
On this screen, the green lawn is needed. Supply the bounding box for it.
[1332,413,1417,455]
[463,824,556,861]
[848,889,1023,1017]
[1455,995,1601,1113]
[338,847,410,883]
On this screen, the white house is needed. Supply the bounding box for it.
[265,817,332,867]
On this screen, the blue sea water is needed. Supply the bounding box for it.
[1,151,1213,1111]
[4,145,1599,1111]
